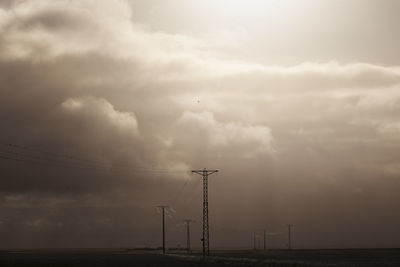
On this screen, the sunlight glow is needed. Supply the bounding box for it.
[194,0,303,24]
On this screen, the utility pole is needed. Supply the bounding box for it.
[184,219,193,253]
[253,232,256,250]
[192,168,218,258]
[263,229,266,251]
[287,224,293,250]
[157,205,169,254]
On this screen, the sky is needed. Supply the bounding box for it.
[1,0,400,249]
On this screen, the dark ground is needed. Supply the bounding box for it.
[0,248,399,266]
[206,249,400,266]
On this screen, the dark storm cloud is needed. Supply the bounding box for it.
[0,0,16,9]
[1,0,400,249]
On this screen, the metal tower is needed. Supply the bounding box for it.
[192,168,218,257]
[184,219,193,253]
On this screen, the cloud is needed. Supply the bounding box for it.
[173,111,273,158]
[61,96,139,136]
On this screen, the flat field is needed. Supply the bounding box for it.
[0,248,399,266]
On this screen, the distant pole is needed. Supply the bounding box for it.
[157,205,169,254]
[263,229,266,251]
[288,224,293,250]
[192,168,218,258]
[184,219,193,253]
[253,232,256,250]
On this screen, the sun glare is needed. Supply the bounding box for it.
[194,0,301,25]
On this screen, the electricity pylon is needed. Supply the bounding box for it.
[184,219,193,253]
[192,168,218,257]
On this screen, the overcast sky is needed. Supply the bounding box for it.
[1,0,400,249]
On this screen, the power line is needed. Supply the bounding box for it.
[0,149,114,172]
[0,143,114,169]
[180,178,202,210]
[0,153,174,176]
[0,142,188,172]
[0,142,170,171]
[168,179,191,208]
[0,142,189,175]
